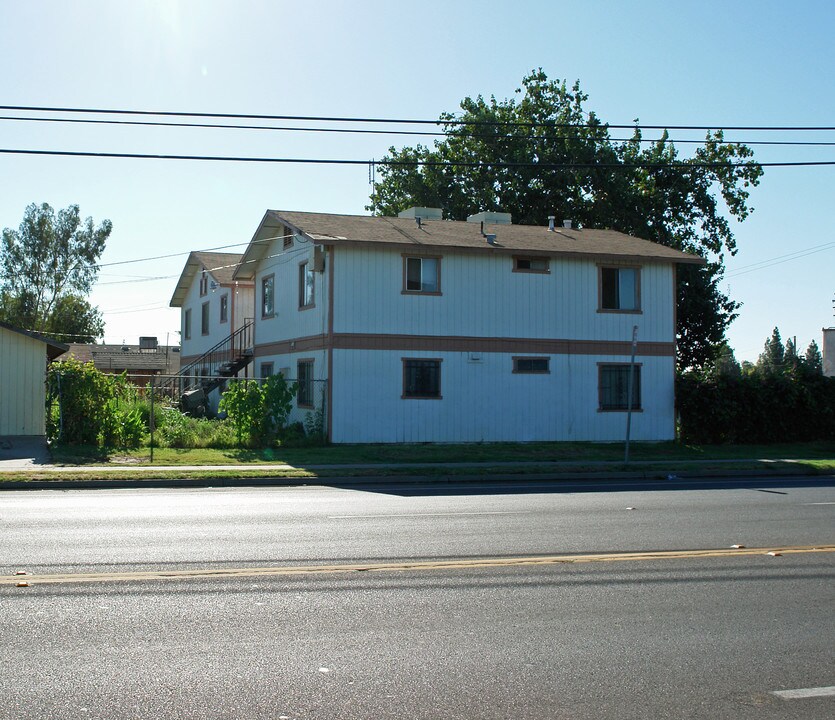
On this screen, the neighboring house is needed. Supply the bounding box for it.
[56,340,181,377]
[231,207,704,443]
[169,251,255,409]
[0,321,67,437]
[823,328,835,377]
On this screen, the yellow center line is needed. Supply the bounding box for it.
[5,545,834,586]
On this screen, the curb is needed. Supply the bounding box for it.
[0,465,830,491]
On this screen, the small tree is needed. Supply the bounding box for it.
[219,375,298,447]
[804,340,823,375]
[758,327,785,374]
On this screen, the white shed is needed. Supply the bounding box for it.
[0,322,67,437]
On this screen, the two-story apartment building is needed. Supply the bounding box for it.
[170,251,254,409]
[232,208,703,443]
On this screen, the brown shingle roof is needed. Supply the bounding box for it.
[170,251,248,307]
[57,344,181,374]
[235,210,704,278]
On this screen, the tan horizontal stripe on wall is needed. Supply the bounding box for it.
[255,334,329,357]
[255,333,675,358]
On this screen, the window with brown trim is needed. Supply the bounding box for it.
[403,255,441,294]
[599,266,640,311]
[513,357,550,374]
[201,302,210,335]
[298,261,314,309]
[402,358,442,399]
[297,359,314,407]
[261,274,275,318]
[513,256,550,274]
[599,364,641,411]
[219,294,228,323]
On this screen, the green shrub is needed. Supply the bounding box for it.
[219,375,297,447]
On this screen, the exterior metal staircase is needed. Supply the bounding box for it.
[161,319,254,402]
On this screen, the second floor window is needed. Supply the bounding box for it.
[201,302,209,335]
[220,294,228,323]
[262,274,275,317]
[184,309,192,340]
[600,266,640,311]
[299,261,314,308]
[403,256,440,294]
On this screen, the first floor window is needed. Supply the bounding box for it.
[297,359,313,407]
[260,362,274,378]
[201,302,210,335]
[600,266,640,311]
[599,364,641,411]
[262,274,275,317]
[513,357,550,374]
[404,256,440,293]
[402,358,442,399]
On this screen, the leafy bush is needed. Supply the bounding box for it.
[46,359,143,446]
[219,375,297,447]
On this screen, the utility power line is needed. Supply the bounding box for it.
[2,104,834,131]
[2,147,830,168]
[3,114,834,146]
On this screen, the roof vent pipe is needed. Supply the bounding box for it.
[548,216,555,232]
[563,219,572,229]
[415,217,422,229]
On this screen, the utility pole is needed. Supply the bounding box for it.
[624,325,639,464]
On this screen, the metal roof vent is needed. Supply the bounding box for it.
[563,219,573,229]
[467,211,512,225]
[398,206,443,221]
[548,215,555,232]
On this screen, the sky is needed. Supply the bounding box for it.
[0,0,833,362]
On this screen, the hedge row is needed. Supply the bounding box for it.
[676,372,835,444]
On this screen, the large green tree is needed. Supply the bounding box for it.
[368,70,763,369]
[0,202,111,342]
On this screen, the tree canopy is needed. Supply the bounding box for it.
[0,202,111,342]
[368,70,763,370]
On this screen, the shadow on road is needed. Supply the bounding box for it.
[326,475,835,497]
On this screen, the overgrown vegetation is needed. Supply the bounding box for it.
[677,328,832,444]
[219,375,297,447]
[48,361,321,450]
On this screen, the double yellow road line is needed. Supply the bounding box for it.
[5,545,834,586]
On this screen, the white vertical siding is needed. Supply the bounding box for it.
[248,349,328,427]
[331,349,674,443]
[334,249,674,343]
[254,240,329,346]
[0,328,47,436]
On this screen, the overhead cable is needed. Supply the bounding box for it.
[1,148,830,168]
[2,114,834,146]
[1,104,834,131]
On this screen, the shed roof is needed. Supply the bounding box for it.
[56,343,181,373]
[234,210,705,279]
[0,321,69,360]
[169,251,248,307]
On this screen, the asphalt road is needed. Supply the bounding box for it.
[1,478,833,719]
